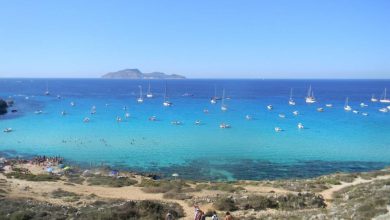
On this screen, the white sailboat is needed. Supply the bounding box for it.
[221,89,227,111]
[45,81,50,95]
[163,82,172,107]
[146,82,153,98]
[344,97,352,111]
[210,84,218,104]
[380,88,390,103]
[288,88,296,105]
[371,94,378,102]
[305,85,316,103]
[137,85,144,103]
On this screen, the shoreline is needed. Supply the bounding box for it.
[1,155,390,219]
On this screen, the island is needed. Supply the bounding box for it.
[0,99,8,115]
[101,68,186,79]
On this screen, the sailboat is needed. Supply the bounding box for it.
[344,97,352,111]
[288,88,296,105]
[44,81,50,95]
[221,89,227,111]
[137,85,144,103]
[371,94,378,102]
[379,88,390,103]
[146,82,153,98]
[163,82,172,107]
[210,85,218,104]
[305,85,316,103]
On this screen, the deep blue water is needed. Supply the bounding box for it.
[1,79,390,180]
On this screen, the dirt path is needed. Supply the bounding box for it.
[319,175,390,205]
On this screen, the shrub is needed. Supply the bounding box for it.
[213,197,237,211]
[87,175,137,187]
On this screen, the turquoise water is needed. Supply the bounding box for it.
[1,79,390,180]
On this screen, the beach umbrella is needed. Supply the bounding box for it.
[63,166,71,170]
[172,173,179,180]
[46,167,53,173]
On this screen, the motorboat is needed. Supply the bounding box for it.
[3,128,12,133]
[297,123,304,129]
[293,110,299,116]
[267,105,273,110]
[219,123,231,129]
[317,108,324,112]
[274,127,283,132]
[278,114,286,118]
[83,117,90,123]
[325,104,333,108]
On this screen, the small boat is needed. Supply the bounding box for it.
[305,85,316,103]
[137,85,144,103]
[70,101,75,107]
[317,108,324,112]
[3,128,12,133]
[149,116,157,121]
[61,111,66,116]
[352,110,359,114]
[116,116,122,122]
[44,81,50,96]
[163,82,172,107]
[362,112,369,116]
[297,123,304,129]
[274,127,283,132]
[293,110,299,116]
[11,109,18,113]
[194,120,201,125]
[210,98,217,104]
[25,96,29,100]
[83,117,90,123]
[325,104,333,108]
[387,106,390,110]
[288,88,296,106]
[182,92,194,97]
[203,109,209,114]
[221,89,227,111]
[278,114,286,118]
[379,108,389,113]
[90,106,96,114]
[125,112,130,118]
[146,81,153,98]
[219,123,231,129]
[371,94,378,102]
[344,97,352,111]
[380,88,390,103]
[245,115,252,120]
[34,110,43,114]
[171,120,182,125]
[267,105,273,110]
[360,102,368,107]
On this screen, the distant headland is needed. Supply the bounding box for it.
[101,69,186,79]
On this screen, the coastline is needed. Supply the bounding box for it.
[1,156,390,219]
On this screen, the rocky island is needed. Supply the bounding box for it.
[102,68,186,79]
[0,99,8,115]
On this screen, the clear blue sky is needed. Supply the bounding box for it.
[0,0,389,78]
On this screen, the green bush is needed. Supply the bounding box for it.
[87,175,137,187]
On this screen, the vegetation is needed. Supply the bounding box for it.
[5,171,60,182]
[86,175,137,187]
[0,198,184,220]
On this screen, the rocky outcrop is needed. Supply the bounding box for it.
[102,69,186,79]
[0,99,8,115]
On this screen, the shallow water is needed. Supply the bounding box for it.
[1,79,390,180]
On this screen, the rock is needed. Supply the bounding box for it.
[0,99,8,115]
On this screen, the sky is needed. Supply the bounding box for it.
[0,0,389,79]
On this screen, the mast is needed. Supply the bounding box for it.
[307,85,311,97]
[139,85,142,98]
[164,82,167,102]
[290,88,293,100]
[148,82,151,94]
[214,84,217,98]
[345,97,349,107]
[221,89,225,106]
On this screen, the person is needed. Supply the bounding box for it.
[194,206,202,220]
[211,211,219,220]
[166,211,174,220]
[225,211,233,220]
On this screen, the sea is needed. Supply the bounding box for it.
[1,79,390,180]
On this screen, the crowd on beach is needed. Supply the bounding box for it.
[31,155,63,166]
